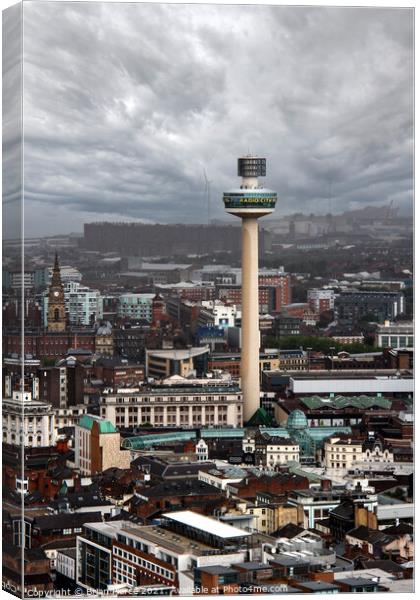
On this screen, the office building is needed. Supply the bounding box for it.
[376,321,414,349]
[335,291,405,323]
[307,289,335,314]
[117,293,155,322]
[146,346,210,379]
[76,511,250,595]
[254,432,300,467]
[99,382,243,428]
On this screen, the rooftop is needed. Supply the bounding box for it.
[197,566,238,576]
[298,581,340,592]
[78,414,117,434]
[301,395,392,411]
[119,524,215,555]
[147,347,210,359]
[162,510,251,540]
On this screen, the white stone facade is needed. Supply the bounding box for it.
[324,437,394,472]
[99,386,243,428]
[2,391,57,448]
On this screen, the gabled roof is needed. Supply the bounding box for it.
[381,523,413,536]
[346,525,397,546]
[272,523,305,539]
[330,500,355,520]
[361,559,405,573]
[247,407,273,427]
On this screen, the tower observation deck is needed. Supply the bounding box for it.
[223,156,277,423]
[223,156,277,218]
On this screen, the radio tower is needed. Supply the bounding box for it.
[223,156,277,422]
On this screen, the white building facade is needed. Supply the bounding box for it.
[201,300,239,329]
[324,437,394,472]
[99,385,243,428]
[2,391,57,448]
[376,321,414,349]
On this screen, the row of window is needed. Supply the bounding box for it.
[113,548,174,580]
[109,395,237,403]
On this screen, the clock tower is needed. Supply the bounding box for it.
[47,253,66,333]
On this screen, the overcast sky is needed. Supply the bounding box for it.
[15,2,415,236]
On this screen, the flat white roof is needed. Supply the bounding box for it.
[162,511,251,539]
[377,503,414,519]
[85,521,123,538]
[290,377,413,394]
[147,347,209,359]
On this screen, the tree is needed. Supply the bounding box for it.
[317,310,334,328]
[272,335,377,354]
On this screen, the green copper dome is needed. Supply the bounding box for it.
[287,409,308,430]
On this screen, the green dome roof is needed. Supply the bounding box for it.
[287,409,308,430]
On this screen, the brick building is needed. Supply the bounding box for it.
[226,472,309,499]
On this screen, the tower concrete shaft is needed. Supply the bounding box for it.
[223,156,277,423]
[241,217,260,421]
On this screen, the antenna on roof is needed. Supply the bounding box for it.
[203,169,211,227]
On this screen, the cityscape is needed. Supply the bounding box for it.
[2,2,414,598]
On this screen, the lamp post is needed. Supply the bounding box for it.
[329,346,335,371]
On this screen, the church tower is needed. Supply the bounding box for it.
[47,253,66,332]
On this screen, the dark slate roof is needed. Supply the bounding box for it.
[271,523,305,539]
[346,525,371,541]
[3,543,47,561]
[197,566,238,576]
[31,511,103,531]
[298,582,340,592]
[132,456,216,478]
[347,526,397,546]
[41,539,78,551]
[338,578,378,587]
[361,560,405,573]
[50,491,112,510]
[7,490,45,506]
[381,523,413,536]
[330,501,355,520]
[315,518,331,529]
[136,479,223,499]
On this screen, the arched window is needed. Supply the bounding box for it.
[54,308,60,321]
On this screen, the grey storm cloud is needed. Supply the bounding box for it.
[12,2,414,236]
